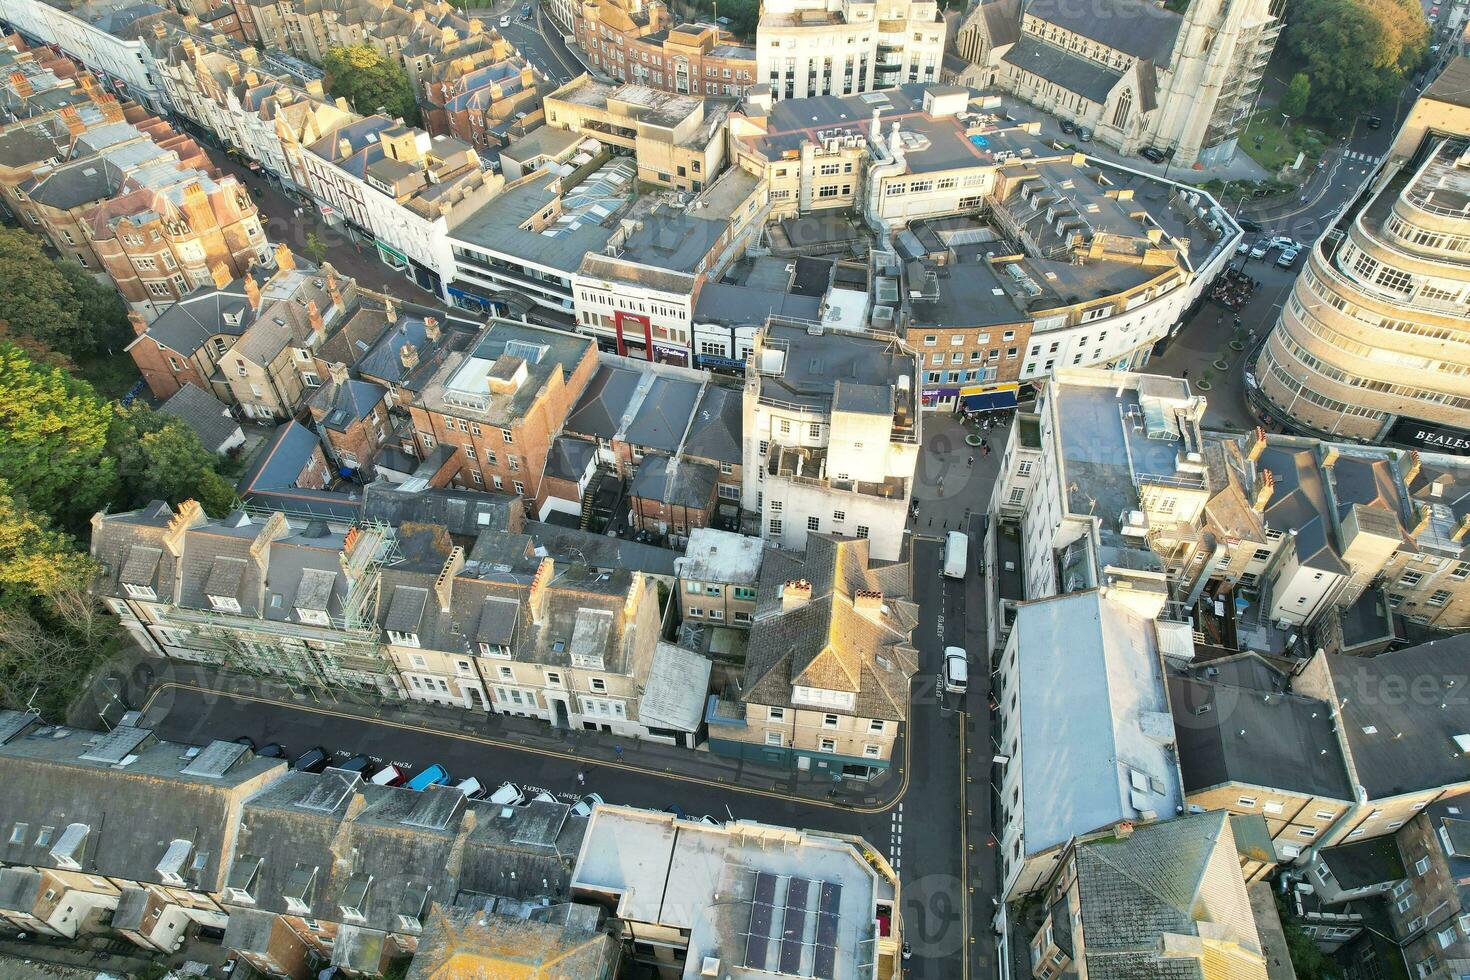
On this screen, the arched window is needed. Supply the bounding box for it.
[1112,89,1133,129]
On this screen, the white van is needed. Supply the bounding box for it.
[944,647,969,694]
[454,777,484,798]
[943,531,968,579]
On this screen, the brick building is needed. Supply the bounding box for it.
[574,0,756,96]
[86,176,268,319]
[408,320,599,505]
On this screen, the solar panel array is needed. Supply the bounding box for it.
[740,871,842,979]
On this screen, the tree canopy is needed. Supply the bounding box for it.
[108,403,238,517]
[1280,72,1312,119]
[1283,0,1428,121]
[0,228,132,358]
[323,44,420,125]
[0,343,117,530]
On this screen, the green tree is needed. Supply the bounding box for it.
[0,480,112,714]
[56,259,131,354]
[0,227,83,354]
[304,231,330,264]
[323,44,420,125]
[109,403,237,516]
[1280,72,1312,119]
[1283,0,1428,120]
[0,344,117,529]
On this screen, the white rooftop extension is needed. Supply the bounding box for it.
[571,805,897,979]
[676,528,765,586]
[1012,589,1183,856]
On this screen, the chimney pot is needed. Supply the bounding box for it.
[243,272,261,310]
[782,579,813,611]
[399,342,419,371]
[1247,426,1268,462]
[273,242,294,271]
[1252,469,1275,512]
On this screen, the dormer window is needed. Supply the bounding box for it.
[478,642,510,659]
[297,608,329,626]
[388,630,419,647]
[208,594,241,613]
[123,583,157,600]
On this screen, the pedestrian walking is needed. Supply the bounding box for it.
[614,745,623,761]
[576,771,586,787]
[967,455,974,466]
[1182,368,1189,378]
[983,445,991,458]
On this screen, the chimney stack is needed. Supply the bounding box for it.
[529,557,555,624]
[782,579,812,611]
[1404,450,1423,486]
[1252,469,1275,512]
[1321,446,1340,469]
[210,261,233,290]
[423,315,440,343]
[7,71,32,98]
[59,105,84,136]
[1453,514,1470,543]
[127,309,148,336]
[326,268,343,309]
[162,500,208,556]
[329,361,349,386]
[433,547,465,612]
[853,589,883,616]
[399,342,419,371]
[243,272,261,311]
[1247,426,1268,462]
[274,242,294,271]
[383,294,396,323]
[306,299,324,336]
[1412,503,1433,537]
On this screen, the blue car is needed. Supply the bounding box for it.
[406,764,450,791]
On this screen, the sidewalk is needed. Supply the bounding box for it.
[104,656,908,810]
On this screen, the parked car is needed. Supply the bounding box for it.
[1367,115,1383,129]
[1236,241,1250,255]
[1059,119,1076,135]
[571,793,604,817]
[454,777,485,799]
[664,803,689,820]
[1237,217,1263,233]
[489,781,526,806]
[1268,235,1296,250]
[943,647,968,695]
[1139,146,1167,163]
[291,747,331,773]
[407,765,451,791]
[1249,242,1269,259]
[335,755,374,775]
[1276,247,1300,269]
[499,14,510,26]
[370,764,405,786]
[232,735,256,751]
[1077,127,1093,142]
[522,2,532,15]
[257,742,286,758]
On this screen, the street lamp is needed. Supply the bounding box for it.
[1285,370,1309,417]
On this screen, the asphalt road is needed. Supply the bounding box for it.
[130,534,984,977]
[467,3,586,86]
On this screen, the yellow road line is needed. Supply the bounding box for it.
[140,681,909,815]
[959,711,971,980]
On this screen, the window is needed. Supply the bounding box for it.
[855,525,869,539]
[501,428,514,443]
[818,738,837,753]
[863,743,881,758]
[869,719,884,734]
[1400,571,1424,588]
[766,731,784,746]
[1428,590,1451,607]
[1237,796,1258,808]
[833,510,846,522]
[768,706,786,721]
[1416,856,1431,875]
[513,480,525,495]
[1438,927,1456,949]
[9,823,26,844]
[687,607,703,617]
[590,678,607,693]
[807,516,820,531]
[769,519,783,535]
[808,422,821,438]
[545,671,562,686]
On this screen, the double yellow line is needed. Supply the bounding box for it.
[139,681,910,814]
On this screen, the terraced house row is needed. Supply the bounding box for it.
[0,711,904,978]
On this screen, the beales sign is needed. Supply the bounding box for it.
[1388,417,1470,456]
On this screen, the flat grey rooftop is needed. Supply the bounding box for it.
[678,528,763,585]
[757,323,914,413]
[1014,590,1183,857]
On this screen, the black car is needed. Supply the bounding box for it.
[1367,115,1383,129]
[232,735,256,751]
[1059,119,1077,135]
[291,746,331,772]
[334,754,375,775]
[1139,146,1167,163]
[1237,217,1263,233]
[257,743,287,759]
